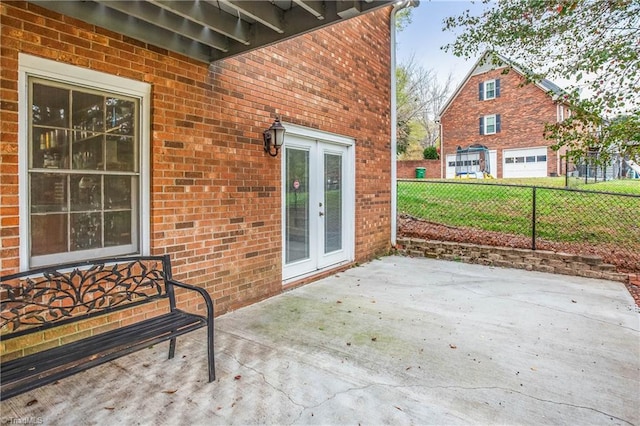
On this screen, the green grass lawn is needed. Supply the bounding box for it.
[397,178,640,246]
[413,176,640,194]
[568,178,640,194]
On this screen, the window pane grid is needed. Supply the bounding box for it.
[29,77,139,263]
[505,155,548,164]
[485,115,496,134]
[485,80,496,99]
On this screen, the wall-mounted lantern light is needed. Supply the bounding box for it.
[263,116,286,157]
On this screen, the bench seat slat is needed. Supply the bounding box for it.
[2,310,204,378]
[1,310,206,400]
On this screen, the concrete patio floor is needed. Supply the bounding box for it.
[1,256,639,425]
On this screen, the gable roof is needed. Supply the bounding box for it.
[438,51,565,118]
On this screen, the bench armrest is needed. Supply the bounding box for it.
[167,279,215,320]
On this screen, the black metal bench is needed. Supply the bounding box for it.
[0,255,215,401]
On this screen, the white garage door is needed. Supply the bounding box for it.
[446,151,497,178]
[503,147,548,178]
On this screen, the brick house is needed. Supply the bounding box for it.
[0,0,400,335]
[439,51,570,179]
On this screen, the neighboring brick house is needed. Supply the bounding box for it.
[0,0,398,328]
[438,51,570,179]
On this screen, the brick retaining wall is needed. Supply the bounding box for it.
[627,274,640,307]
[396,238,628,282]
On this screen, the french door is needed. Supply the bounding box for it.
[282,130,354,281]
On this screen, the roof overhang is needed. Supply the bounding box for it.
[30,0,395,63]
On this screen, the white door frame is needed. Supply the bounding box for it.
[281,123,355,283]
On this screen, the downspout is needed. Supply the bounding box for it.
[436,118,443,178]
[390,0,418,247]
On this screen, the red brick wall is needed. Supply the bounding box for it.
[397,160,441,179]
[0,2,392,316]
[440,68,565,178]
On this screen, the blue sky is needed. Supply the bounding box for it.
[396,1,487,88]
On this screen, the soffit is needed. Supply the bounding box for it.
[30,0,395,63]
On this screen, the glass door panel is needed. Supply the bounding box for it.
[285,148,310,264]
[323,152,342,254]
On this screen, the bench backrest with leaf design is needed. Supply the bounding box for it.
[0,255,215,401]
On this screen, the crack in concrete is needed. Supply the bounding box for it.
[296,382,379,413]
[522,301,639,333]
[461,286,640,333]
[407,383,636,426]
[297,382,635,426]
[226,350,306,411]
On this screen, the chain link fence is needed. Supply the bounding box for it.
[562,154,640,187]
[397,180,640,273]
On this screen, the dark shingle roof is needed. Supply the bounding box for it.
[540,78,564,96]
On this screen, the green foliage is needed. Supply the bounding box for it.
[402,121,428,159]
[396,66,410,154]
[395,59,451,157]
[396,8,413,32]
[443,0,640,164]
[423,146,439,160]
[545,104,640,167]
[397,119,411,155]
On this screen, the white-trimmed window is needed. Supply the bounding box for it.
[557,104,565,122]
[479,114,501,135]
[19,54,150,269]
[479,79,500,101]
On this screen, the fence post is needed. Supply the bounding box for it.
[532,187,537,250]
[585,163,588,184]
